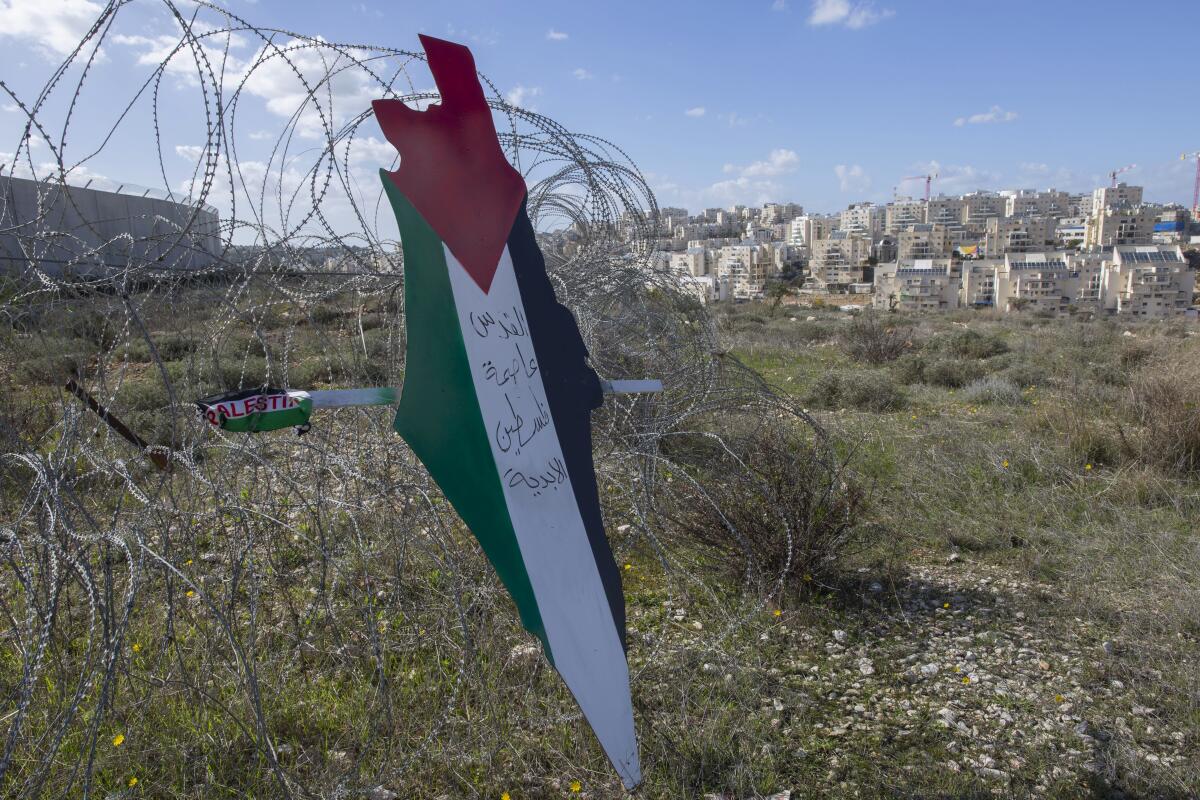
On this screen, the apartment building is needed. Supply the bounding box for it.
[1086,205,1156,247]
[1005,189,1074,219]
[897,223,950,260]
[1102,245,1195,317]
[716,242,779,299]
[669,247,707,277]
[962,192,1008,229]
[840,202,883,235]
[761,202,803,225]
[1093,183,1143,211]
[992,253,1078,313]
[787,214,838,247]
[809,231,871,290]
[984,216,1056,256]
[960,260,999,308]
[885,200,925,233]
[873,259,960,312]
[926,196,967,227]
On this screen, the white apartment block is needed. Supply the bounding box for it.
[897,224,950,260]
[885,200,925,233]
[1086,205,1156,247]
[1102,246,1195,317]
[1005,189,1074,219]
[840,202,883,235]
[669,247,707,277]
[1093,183,1143,211]
[809,232,870,290]
[716,242,779,299]
[984,216,1057,256]
[787,214,838,247]
[908,246,1194,318]
[873,259,960,312]
[761,202,803,225]
[926,196,967,227]
[961,192,1008,229]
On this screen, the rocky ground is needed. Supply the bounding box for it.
[681,557,1195,799]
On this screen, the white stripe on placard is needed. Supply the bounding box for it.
[444,243,641,789]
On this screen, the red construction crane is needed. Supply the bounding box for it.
[899,172,938,201]
[1182,152,1200,217]
[1108,163,1136,188]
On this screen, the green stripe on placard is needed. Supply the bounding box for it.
[380,171,550,659]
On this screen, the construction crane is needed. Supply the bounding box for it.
[898,172,938,202]
[1181,152,1200,216]
[1108,163,1136,187]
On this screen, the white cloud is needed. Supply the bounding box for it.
[684,106,706,117]
[504,85,542,109]
[739,148,799,178]
[954,105,1019,126]
[546,28,568,41]
[248,130,274,141]
[0,0,106,59]
[572,67,593,80]
[834,163,870,192]
[174,144,204,160]
[808,0,894,29]
[3,102,20,113]
[683,148,800,207]
[1018,162,1049,175]
[771,0,789,10]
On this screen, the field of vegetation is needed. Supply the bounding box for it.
[2,277,1198,798]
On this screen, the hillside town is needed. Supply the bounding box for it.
[561,181,1199,317]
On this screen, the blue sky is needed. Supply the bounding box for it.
[1,0,1197,219]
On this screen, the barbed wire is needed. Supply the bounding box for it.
[0,2,834,795]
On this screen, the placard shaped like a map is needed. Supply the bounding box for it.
[373,35,640,790]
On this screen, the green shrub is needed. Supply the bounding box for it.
[923,358,986,388]
[1131,351,1200,474]
[928,329,1008,360]
[663,416,874,591]
[805,370,906,412]
[891,353,927,385]
[840,311,914,365]
[960,376,1024,406]
[1000,361,1050,389]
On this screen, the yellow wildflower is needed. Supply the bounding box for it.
[185,590,195,598]
[624,563,632,571]
[962,676,970,684]
[112,733,125,747]
[1084,463,1093,471]
[1001,460,1009,469]
[131,642,141,653]
[570,780,582,793]
[803,573,812,582]
[128,776,138,788]
[773,609,782,617]
[501,794,511,800]
[943,602,950,609]
[184,559,193,565]
[1055,694,1064,703]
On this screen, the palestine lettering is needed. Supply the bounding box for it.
[204,393,298,426]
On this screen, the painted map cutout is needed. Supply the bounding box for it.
[374,34,640,790]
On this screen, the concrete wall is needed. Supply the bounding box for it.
[0,175,220,278]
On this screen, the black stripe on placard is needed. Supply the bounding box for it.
[505,197,627,651]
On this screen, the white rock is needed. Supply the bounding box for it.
[857,658,875,676]
[832,629,848,643]
[368,787,398,800]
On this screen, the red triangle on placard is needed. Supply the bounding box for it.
[373,35,526,294]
